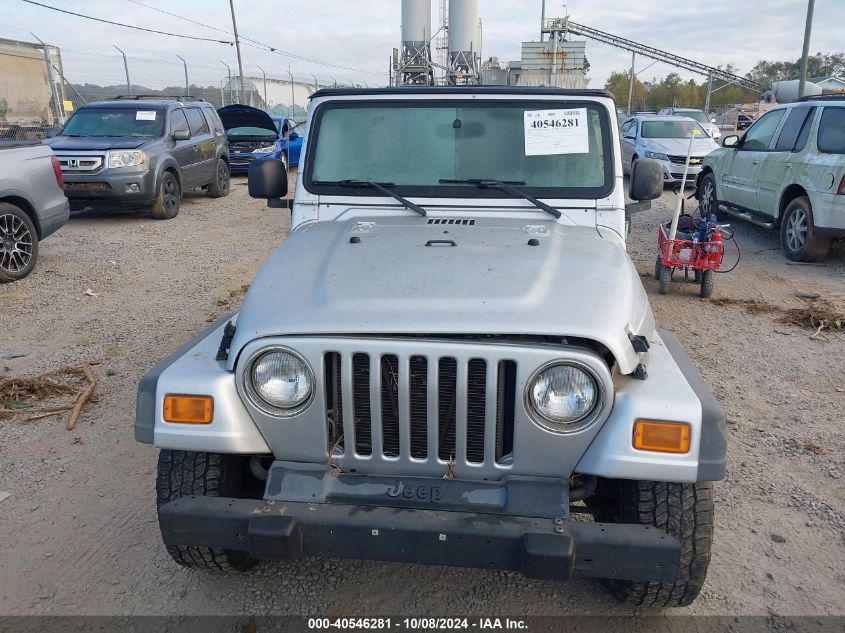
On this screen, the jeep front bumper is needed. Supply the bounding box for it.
[157,464,681,582]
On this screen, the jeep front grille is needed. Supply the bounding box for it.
[324,351,516,470]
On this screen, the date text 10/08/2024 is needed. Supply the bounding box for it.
[307,618,529,630]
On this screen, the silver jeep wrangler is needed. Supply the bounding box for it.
[135,87,727,608]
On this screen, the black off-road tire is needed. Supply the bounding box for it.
[150,171,181,220]
[699,269,714,298]
[780,196,831,262]
[0,202,39,283]
[207,159,231,198]
[594,480,714,608]
[658,265,671,295]
[654,256,663,280]
[155,449,258,572]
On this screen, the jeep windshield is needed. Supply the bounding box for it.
[306,100,613,199]
[61,108,165,138]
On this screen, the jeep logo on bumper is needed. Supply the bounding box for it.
[386,480,444,502]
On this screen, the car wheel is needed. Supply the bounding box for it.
[780,196,831,262]
[0,202,39,283]
[150,171,181,220]
[699,173,718,219]
[590,479,715,608]
[156,450,259,572]
[207,159,230,198]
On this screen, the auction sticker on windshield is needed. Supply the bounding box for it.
[136,110,157,121]
[524,108,588,156]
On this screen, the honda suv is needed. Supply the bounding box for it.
[697,96,845,261]
[46,96,230,219]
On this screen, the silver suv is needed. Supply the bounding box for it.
[697,96,845,261]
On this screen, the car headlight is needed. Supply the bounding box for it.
[245,348,313,415]
[253,144,277,154]
[107,150,145,169]
[527,363,600,432]
[645,150,669,161]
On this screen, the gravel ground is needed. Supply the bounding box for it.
[0,173,843,617]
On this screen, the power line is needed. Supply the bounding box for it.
[20,0,234,44]
[125,0,384,76]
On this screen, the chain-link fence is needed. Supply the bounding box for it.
[1,36,356,140]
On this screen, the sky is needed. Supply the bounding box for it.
[2,0,842,89]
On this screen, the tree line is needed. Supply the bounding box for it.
[604,52,844,113]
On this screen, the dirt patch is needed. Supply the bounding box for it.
[711,296,845,336]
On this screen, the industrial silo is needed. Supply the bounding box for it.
[398,0,434,85]
[448,0,480,84]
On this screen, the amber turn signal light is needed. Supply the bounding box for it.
[633,419,691,454]
[163,395,213,424]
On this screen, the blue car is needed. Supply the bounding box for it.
[271,116,305,167]
[218,104,300,174]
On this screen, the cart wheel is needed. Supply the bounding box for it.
[700,269,714,298]
[654,256,663,280]
[659,266,671,295]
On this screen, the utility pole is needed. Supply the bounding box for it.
[257,66,268,107]
[704,74,713,115]
[329,75,337,88]
[798,0,815,98]
[176,55,189,95]
[228,0,246,102]
[627,51,635,115]
[311,73,319,93]
[287,67,295,118]
[113,45,131,96]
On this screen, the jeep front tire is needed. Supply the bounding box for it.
[590,479,714,608]
[156,449,258,572]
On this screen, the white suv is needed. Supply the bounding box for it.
[697,97,845,261]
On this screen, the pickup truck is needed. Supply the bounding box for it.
[0,141,68,282]
[136,87,727,608]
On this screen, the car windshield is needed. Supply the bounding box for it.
[61,108,165,138]
[674,110,710,125]
[642,120,708,139]
[307,101,611,198]
[227,126,277,138]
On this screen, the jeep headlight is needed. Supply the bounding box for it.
[107,150,145,169]
[644,150,669,162]
[252,144,277,154]
[246,348,313,415]
[527,363,599,432]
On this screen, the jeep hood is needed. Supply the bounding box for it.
[229,217,654,375]
[217,104,277,134]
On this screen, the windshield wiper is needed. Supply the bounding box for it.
[313,180,426,216]
[438,179,561,219]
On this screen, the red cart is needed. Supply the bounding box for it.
[655,222,724,298]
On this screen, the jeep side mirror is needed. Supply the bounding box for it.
[172,129,190,141]
[248,158,289,207]
[288,131,299,141]
[722,135,739,148]
[628,158,663,201]
[44,127,60,138]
